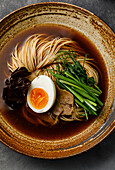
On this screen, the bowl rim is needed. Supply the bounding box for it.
[0,1,115,35]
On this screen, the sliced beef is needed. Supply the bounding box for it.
[25,103,61,126]
[56,85,74,115]
[50,99,63,116]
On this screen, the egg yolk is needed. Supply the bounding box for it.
[29,88,49,110]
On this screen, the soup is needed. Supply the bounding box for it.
[0,24,108,140]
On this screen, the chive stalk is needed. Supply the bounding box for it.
[63,84,84,103]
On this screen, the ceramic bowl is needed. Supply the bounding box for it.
[0,2,114,159]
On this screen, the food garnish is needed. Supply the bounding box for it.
[27,75,56,113]
[47,50,103,120]
[2,67,31,109]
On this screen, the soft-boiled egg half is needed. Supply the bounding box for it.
[27,75,56,113]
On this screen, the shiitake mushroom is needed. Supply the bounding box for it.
[2,67,31,109]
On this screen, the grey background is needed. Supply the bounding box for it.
[0,0,115,170]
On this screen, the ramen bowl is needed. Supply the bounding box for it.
[0,2,114,159]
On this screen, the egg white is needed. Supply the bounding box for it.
[27,75,56,113]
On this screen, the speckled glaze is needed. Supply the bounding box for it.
[0,2,115,159]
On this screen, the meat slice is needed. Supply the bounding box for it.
[37,99,63,126]
[37,112,56,126]
[56,85,74,115]
[25,99,63,126]
[50,99,63,116]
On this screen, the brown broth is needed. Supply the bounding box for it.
[0,24,108,140]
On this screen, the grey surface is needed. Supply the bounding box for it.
[0,0,115,170]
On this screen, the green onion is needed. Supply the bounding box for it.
[75,98,97,116]
[59,80,87,93]
[86,99,97,107]
[47,49,103,119]
[72,87,96,102]
[63,84,84,103]
[84,99,97,111]
[84,109,88,120]
[64,71,101,95]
